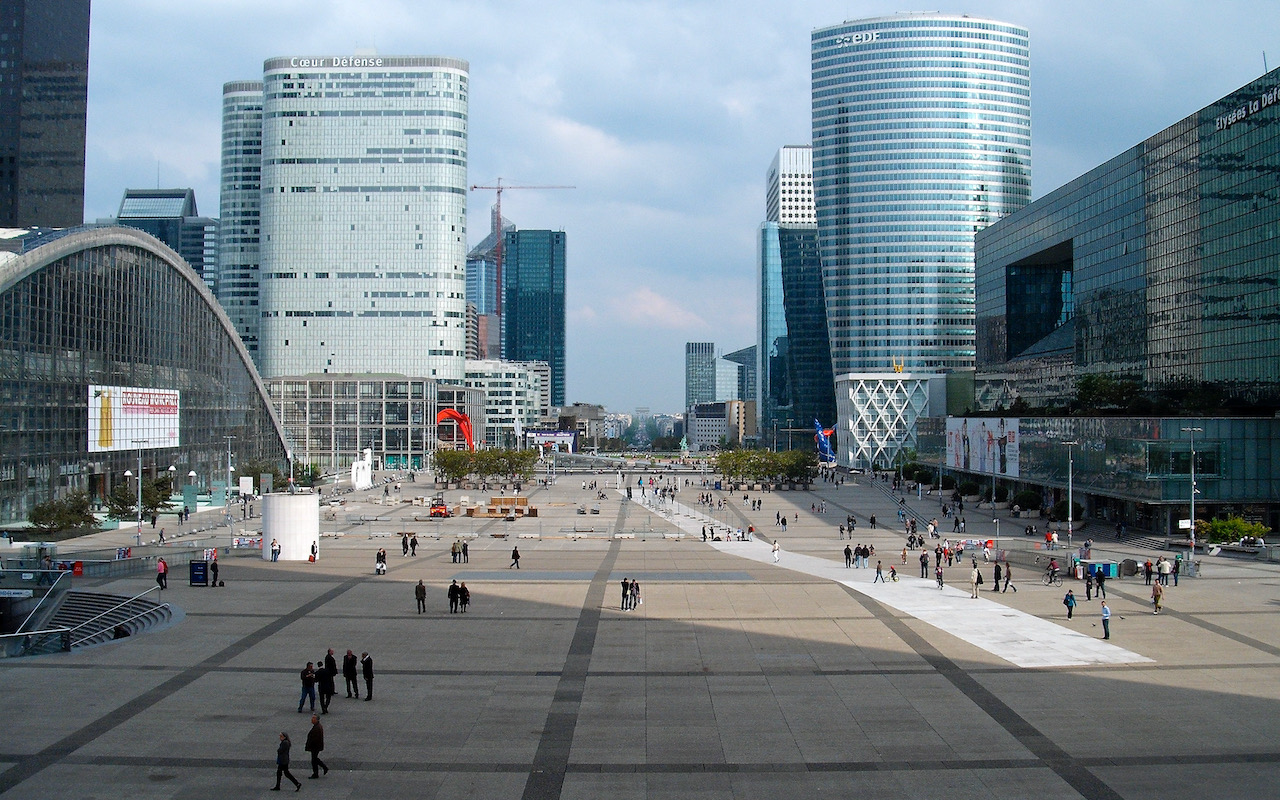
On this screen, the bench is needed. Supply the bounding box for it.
[517,533,540,539]
[614,533,635,539]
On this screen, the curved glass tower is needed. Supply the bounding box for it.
[813,13,1030,374]
[812,13,1030,467]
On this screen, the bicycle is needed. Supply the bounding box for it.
[1041,570,1063,587]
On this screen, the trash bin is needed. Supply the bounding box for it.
[1120,558,1139,577]
[190,559,208,586]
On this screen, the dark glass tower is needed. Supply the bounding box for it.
[0,0,90,228]
[503,229,566,406]
[113,188,218,289]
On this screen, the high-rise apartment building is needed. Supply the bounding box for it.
[503,229,565,406]
[111,188,218,289]
[812,14,1030,467]
[218,80,265,361]
[0,0,90,228]
[253,55,470,381]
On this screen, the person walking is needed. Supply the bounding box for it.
[1172,556,1180,587]
[410,534,418,556]
[272,732,302,791]
[844,545,853,568]
[448,580,460,613]
[297,662,317,714]
[459,582,470,612]
[993,562,1002,592]
[869,514,877,529]
[342,649,359,698]
[873,560,886,583]
[415,580,427,614]
[1064,589,1077,619]
[401,533,409,557]
[156,557,168,590]
[629,579,641,609]
[1095,569,1107,599]
[1101,601,1111,639]
[1085,571,1094,601]
[1002,563,1016,593]
[462,541,469,563]
[304,715,328,779]
[772,540,781,563]
[936,565,945,589]
[360,652,374,700]
[510,546,520,569]
[620,578,631,610]
[317,653,335,714]
[1151,580,1164,614]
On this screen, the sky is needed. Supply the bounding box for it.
[83,0,1277,414]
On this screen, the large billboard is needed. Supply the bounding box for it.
[946,417,1019,478]
[88,386,180,452]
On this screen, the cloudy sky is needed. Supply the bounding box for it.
[84,0,1276,413]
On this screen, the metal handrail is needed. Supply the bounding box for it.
[70,602,170,648]
[63,586,162,635]
[14,570,70,634]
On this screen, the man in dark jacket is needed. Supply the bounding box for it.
[342,650,359,698]
[317,653,335,714]
[448,580,460,613]
[297,662,316,714]
[361,652,374,700]
[415,580,427,614]
[305,715,328,778]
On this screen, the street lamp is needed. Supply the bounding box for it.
[1182,426,1203,569]
[167,465,176,499]
[993,518,1000,553]
[1060,439,1079,551]
[130,439,148,546]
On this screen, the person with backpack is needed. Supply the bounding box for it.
[1064,589,1077,619]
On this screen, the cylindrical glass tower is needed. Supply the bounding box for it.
[812,13,1031,375]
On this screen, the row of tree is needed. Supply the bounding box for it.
[713,449,818,483]
[433,449,539,484]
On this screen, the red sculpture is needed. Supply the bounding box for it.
[436,409,475,451]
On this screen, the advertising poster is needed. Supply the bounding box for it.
[946,417,1019,478]
[88,386,180,452]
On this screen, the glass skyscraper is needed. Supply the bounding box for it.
[113,188,218,291]
[255,56,470,382]
[811,13,1031,466]
[0,0,90,228]
[218,80,264,362]
[503,229,566,406]
[758,146,836,443]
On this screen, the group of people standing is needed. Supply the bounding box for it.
[843,543,874,568]
[620,578,642,610]
[281,650,373,787]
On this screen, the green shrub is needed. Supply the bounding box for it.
[1012,490,1042,510]
[1050,500,1084,522]
[994,485,1009,503]
[958,481,979,496]
[1198,516,1270,544]
[940,475,956,490]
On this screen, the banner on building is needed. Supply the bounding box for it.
[946,417,1019,478]
[88,386,180,452]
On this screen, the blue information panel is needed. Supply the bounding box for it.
[189,560,208,586]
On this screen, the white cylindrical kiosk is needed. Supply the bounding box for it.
[261,492,320,561]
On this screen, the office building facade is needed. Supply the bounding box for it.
[0,0,89,228]
[111,189,218,290]
[0,227,288,524]
[975,66,1280,414]
[218,80,265,360]
[758,147,837,440]
[464,359,542,448]
[723,345,757,406]
[812,13,1031,466]
[503,229,565,406]
[254,55,470,381]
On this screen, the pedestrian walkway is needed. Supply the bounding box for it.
[711,537,1151,668]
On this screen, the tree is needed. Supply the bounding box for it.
[104,482,137,520]
[433,450,473,483]
[28,491,98,535]
[1199,517,1270,544]
[239,458,285,493]
[1012,490,1043,511]
[1049,499,1084,522]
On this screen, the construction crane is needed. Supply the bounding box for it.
[469,178,574,316]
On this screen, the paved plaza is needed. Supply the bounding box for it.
[2,473,1279,799]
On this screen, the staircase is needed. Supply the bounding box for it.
[46,590,173,649]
